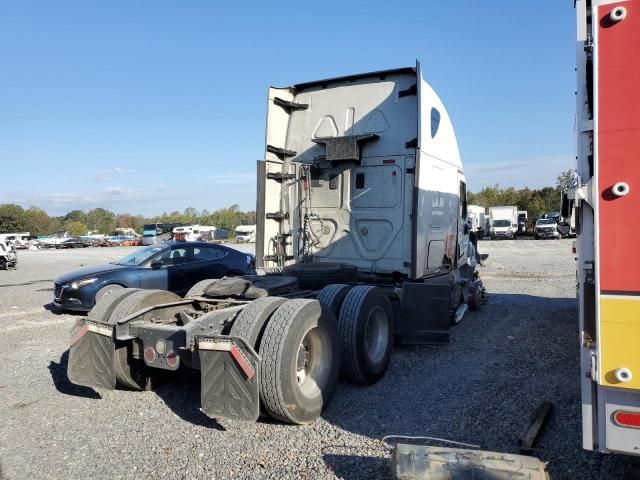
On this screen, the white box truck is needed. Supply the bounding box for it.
[489,206,518,239]
[467,205,487,238]
[66,63,486,426]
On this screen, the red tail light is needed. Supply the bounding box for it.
[166,351,179,368]
[144,347,156,364]
[613,410,640,429]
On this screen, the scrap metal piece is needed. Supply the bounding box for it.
[519,401,553,453]
[391,444,549,480]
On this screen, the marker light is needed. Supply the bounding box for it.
[613,411,640,429]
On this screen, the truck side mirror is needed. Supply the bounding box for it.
[464,223,470,234]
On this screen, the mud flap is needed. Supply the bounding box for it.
[198,335,260,422]
[67,321,116,390]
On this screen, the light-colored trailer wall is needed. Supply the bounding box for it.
[257,63,466,280]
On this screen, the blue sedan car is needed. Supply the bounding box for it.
[53,241,255,311]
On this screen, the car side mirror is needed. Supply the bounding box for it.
[150,259,163,270]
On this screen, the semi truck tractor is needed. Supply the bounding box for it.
[488,206,518,239]
[66,63,485,425]
[467,205,487,238]
[572,0,640,455]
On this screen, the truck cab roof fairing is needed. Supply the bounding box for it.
[416,61,463,171]
[290,67,417,93]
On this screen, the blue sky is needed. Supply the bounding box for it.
[0,1,576,216]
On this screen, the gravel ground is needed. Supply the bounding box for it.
[1,240,640,479]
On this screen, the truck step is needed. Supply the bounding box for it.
[273,96,308,113]
[266,211,289,221]
[266,172,296,181]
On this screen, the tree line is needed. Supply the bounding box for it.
[467,170,574,218]
[0,170,574,235]
[0,204,256,237]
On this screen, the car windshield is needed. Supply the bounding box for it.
[493,220,511,227]
[115,245,165,266]
[537,219,556,225]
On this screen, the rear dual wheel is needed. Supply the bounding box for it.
[258,299,341,424]
[89,289,182,390]
[337,286,394,385]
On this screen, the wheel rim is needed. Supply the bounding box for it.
[364,306,389,364]
[295,326,332,399]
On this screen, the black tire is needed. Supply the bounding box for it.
[467,283,482,311]
[490,234,495,240]
[94,284,125,305]
[535,234,540,240]
[338,286,393,385]
[259,299,340,424]
[89,288,142,321]
[317,284,352,318]
[0,258,6,270]
[108,289,182,390]
[283,262,357,290]
[185,279,220,298]
[229,296,287,350]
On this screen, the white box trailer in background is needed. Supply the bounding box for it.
[488,206,518,239]
[67,63,486,428]
[467,205,487,238]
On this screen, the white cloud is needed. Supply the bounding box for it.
[92,167,137,181]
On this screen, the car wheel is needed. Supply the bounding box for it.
[94,284,125,304]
